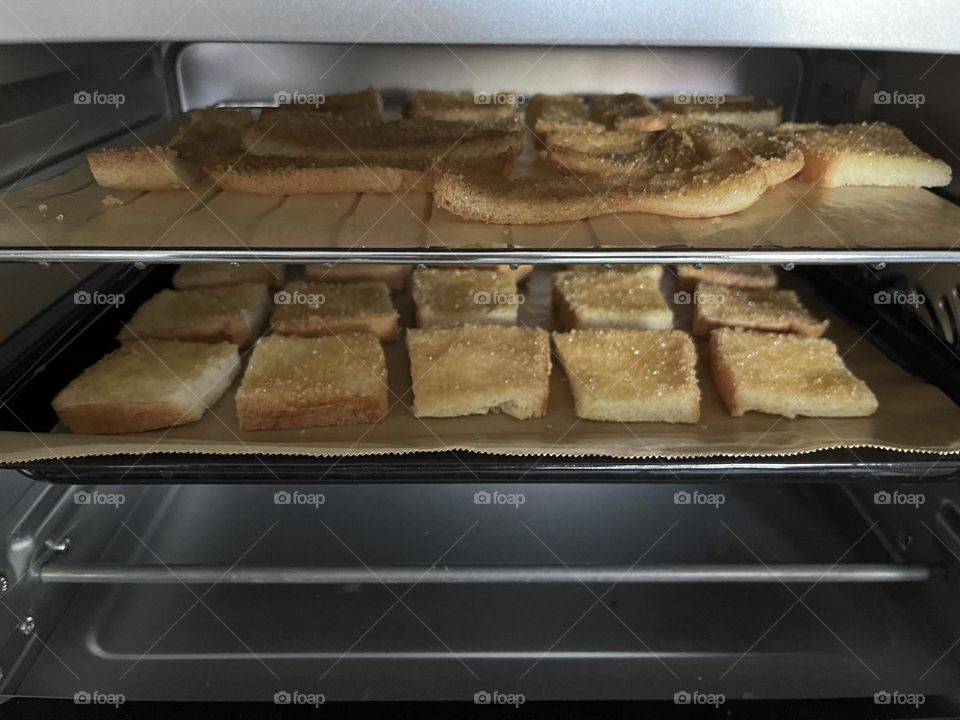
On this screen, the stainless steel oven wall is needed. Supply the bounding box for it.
[175,43,804,116]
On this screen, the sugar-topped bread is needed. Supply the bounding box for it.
[692,282,828,337]
[710,327,878,418]
[271,280,399,341]
[553,268,672,331]
[412,268,521,328]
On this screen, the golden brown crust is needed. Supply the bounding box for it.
[54,400,203,435]
[236,391,388,431]
[87,147,194,190]
[273,313,399,342]
[305,263,411,290]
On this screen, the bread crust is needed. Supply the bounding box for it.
[305,263,411,290]
[54,400,203,435]
[236,391,388,431]
[87,147,194,190]
[273,313,400,342]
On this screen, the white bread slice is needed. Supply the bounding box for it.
[403,90,517,123]
[87,146,195,190]
[272,281,399,341]
[677,264,777,289]
[52,340,239,434]
[119,284,271,348]
[305,263,411,290]
[173,263,285,290]
[710,327,878,418]
[525,94,595,135]
[259,87,384,123]
[435,123,770,223]
[412,268,520,328]
[553,328,700,423]
[589,93,669,131]
[407,324,551,419]
[692,282,828,338]
[660,96,782,129]
[782,121,951,188]
[553,268,672,331]
[236,332,388,430]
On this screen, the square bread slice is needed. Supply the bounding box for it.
[172,263,286,290]
[553,329,700,423]
[553,268,672,331]
[692,282,829,337]
[87,146,195,190]
[782,121,952,187]
[305,263,411,291]
[407,324,551,419]
[236,332,388,430]
[403,90,517,123]
[271,281,399,341]
[119,284,271,348]
[677,264,777,289]
[412,268,520,328]
[52,340,239,434]
[710,327,878,418]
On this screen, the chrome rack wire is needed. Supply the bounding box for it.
[39,563,934,585]
[4,248,960,265]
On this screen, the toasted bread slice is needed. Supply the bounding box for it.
[407,324,551,419]
[525,94,594,135]
[259,87,384,123]
[435,125,769,223]
[780,121,951,188]
[87,146,195,190]
[553,268,672,331]
[53,340,239,434]
[305,263,411,290]
[236,332,388,430]
[680,121,803,185]
[412,268,521,328]
[575,264,663,280]
[553,328,700,423]
[119,284,271,348]
[710,327,878,418]
[403,90,517,123]
[541,126,658,175]
[272,281,399,341]
[692,282,828,337]
[660,96,781,130]
[243,114,523,166]
[677,264,777,289]
[589,93,669,131]
[173,263,285,290]
[208,155,438,194]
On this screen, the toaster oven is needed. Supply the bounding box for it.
[1,2,960,717]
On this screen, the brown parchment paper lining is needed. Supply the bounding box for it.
[1,270,958,464]
[2,162,960,252]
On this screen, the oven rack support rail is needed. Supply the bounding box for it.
[38,563,934,585]
[6,248,960,265]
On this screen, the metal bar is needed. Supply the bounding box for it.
[6,248,960,264]
[39,563,933,585]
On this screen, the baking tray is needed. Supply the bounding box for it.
[0,262,959,483]
[2,145,960,264]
